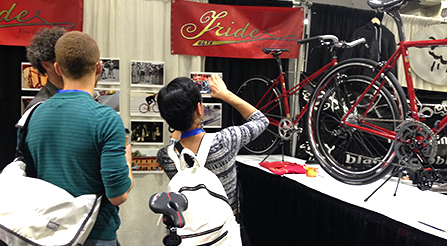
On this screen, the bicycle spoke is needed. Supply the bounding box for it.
[308,70,403,184]
[232,77,284,154]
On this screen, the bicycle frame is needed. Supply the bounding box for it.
[340,38,447,140]
[256,58,338,127]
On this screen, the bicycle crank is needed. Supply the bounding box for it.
[393,120,437,169]
[278,118,301,140]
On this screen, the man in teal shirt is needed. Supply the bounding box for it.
[24,31,133,245]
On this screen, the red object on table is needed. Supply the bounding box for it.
[259,161,306,175]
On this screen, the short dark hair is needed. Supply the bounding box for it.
[26,27,66,75]
[55,31,100,80]
[157,77,202,131]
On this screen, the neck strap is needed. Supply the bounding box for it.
[181,128,205,139]
[57,89,90,95]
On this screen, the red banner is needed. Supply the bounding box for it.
[171,0,304,59]
[0,1,83,46]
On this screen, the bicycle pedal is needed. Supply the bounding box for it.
[294,126,303,134]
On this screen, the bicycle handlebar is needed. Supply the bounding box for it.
[297,35,366,49]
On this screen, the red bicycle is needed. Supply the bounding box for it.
[232,35,366,154]
[307,0,447,189]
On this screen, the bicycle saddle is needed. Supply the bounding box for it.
[149,192,188,228]
[262,47,290,56]
[367,0,407,11]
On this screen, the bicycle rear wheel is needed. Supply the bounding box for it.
[232,76,284,155]
[307,73,403,185]
[139,103,149,113]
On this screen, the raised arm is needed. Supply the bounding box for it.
[208,74,256,120]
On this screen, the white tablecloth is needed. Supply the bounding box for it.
[236,154,447,241]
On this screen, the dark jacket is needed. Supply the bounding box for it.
[341,22,396,62]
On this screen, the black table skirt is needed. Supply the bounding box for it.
[237,162,447,246]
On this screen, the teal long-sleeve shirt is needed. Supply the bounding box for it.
[23,91,131,240]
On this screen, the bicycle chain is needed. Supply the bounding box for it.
[341,118,436,172]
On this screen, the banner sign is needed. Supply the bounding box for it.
[171,0,304,59]
[0,1,83,46]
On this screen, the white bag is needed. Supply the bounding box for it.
[167,133,242,246]
[0,102,102,246]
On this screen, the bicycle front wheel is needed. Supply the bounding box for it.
[232,76,284,155]
[308,74,403,185]
[152,102,159,113]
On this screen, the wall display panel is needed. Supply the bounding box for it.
[130,120,164,145]
[203,103,222,128]
[130,91,159,117]
[98,58,120,85]
[21,62,47,91]
[130,61,164,88]
[93,88,120,113]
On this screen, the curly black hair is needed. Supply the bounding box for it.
[26,27,66,75]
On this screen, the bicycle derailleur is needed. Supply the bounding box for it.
[393,120,440,190]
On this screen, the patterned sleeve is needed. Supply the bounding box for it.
[217,110,269,153]
[157,140,178,179]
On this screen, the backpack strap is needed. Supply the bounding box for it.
[167,133,216,171]
[15,102,43,159]
[195,133,215,167]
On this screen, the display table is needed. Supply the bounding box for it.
[236,154,447,246]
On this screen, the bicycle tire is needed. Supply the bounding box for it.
[232,76,284,155]
[139,103,149,113]
[152,102,159,113]
[307,66,406,185]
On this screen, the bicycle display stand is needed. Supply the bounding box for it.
[260,139,287,164]
[364,166,406,202]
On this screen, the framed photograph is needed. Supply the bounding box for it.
[98,58,120,85]
[93,88,120,113]
[203,103,222,128]
[130,60,164,87]
[130,91,159,116]
[131,156,163,172]
[190,72,223,94]
[21,62,48,91]
[130,120,164,144]
[21,96,34,115]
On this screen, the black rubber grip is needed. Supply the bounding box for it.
[297,36,321,45]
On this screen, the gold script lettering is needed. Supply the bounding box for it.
[0,3,74,29]
[180,10,293,42]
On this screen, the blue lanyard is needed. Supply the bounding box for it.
[181,128,205,139]
[57,89,90,95]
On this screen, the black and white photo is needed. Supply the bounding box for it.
[131,60,164,87]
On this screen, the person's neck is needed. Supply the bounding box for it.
[179,125,205,154]
[62,76,96,96]
[179,132,205,154]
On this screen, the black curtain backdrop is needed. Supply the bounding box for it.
[295,3,384,159]
[205,0,293,154]
[306,3,383,74]
[0,45,27,170]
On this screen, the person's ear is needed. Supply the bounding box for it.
[41,61,54,73]
[54,62,62,76]
[196,102,204,117]
[95,60,103,75]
